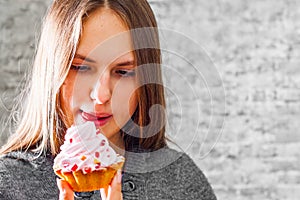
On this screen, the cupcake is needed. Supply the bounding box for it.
[53,121,124,192]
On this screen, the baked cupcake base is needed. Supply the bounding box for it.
[55,161,124,192]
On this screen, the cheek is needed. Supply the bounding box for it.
[128,90,138,115]
[61,73,91,108]
[112,83,138,119]
[60,73,76,126]
[124,84,138,115]
[61,73,75,105]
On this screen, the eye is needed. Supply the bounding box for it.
[70,65,91,72]
[115,69,136,77]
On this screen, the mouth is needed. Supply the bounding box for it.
[81,110,112,127]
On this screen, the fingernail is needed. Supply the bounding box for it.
[117,170,122,183]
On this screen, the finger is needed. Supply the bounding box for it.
[100,188,107,200]
[107,170,122,200]
[57,178,74,200]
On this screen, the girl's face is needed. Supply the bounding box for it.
[60,8,138,145]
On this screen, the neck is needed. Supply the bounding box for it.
[108,133,125,156]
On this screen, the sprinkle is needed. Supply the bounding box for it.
[106,149,109,152]
[100,140,106,146]
[94,158,100,164]
[69,138,73,143]
[62,160,70,168]
[84,166,91,173]
[95,152,100,158]
[80,155,86,161]
[95,163,101,169]
[107,155,110,158]
[71,164,78,171]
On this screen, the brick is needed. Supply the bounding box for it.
[278,171,300,184]
[263,157,300,172]
[276,185,300,200]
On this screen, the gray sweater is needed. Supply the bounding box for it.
[0,147,217,200]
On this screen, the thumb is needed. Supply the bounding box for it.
[107,170,123,200]
[57,178,74,200]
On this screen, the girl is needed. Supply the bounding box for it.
[0,0,217,199]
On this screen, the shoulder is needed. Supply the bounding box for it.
[0,150,49,172]
[170,150,207,179]
[0,151,45,187]
[130,147,217,199]
[0,150,55,178]
[0,151,58,199]
[153,148,217,200]
[0,151,33,176]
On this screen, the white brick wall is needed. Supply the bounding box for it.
[151,1,300,199]
[1,0,299,199]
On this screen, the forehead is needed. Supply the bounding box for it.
[77,8,133,63]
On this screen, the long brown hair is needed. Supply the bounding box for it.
[0,0,166,156]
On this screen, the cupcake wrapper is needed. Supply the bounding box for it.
[55,161,124,192]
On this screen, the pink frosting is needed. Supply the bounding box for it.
[54,121,122,174]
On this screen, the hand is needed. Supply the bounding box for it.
[56,178,74,200]
[57,170,123,200]
[100,170,123,200]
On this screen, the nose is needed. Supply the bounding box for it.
[90,73,111,104]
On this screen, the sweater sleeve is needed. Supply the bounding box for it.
[171,153,217,200]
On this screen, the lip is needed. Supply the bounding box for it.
[81,111,112,127]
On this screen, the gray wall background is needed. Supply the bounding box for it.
[1,0,300,199]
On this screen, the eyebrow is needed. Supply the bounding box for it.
[74,53,135,66]
[74,53,97,63]
[116,60,135,67]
